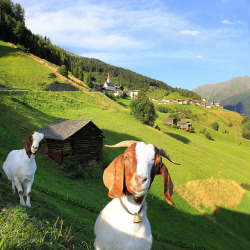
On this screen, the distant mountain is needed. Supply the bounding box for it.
[192,76,250,102]
[221,90,250,117]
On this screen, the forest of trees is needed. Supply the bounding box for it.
[0,0,201,99]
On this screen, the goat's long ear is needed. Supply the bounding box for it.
[157,163,175,205]
[23,133,33,157]
[103,154,125,198]
[41,138,48,154]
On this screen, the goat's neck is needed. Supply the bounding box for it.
[23,149,35,161]
[120,193,146,215]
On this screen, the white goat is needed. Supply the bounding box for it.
[94,141,180,250]
[3,132,48,207]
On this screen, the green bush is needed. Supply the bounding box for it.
[105,91,116,100]
[57,65,68,78]
[157,105,170,113]
[242,130,250,140]
[200,128,212,140]
[211,122,219,131]
[130,91,157,126]
[189,126,195,133]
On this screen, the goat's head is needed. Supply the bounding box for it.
[23,132,48,157]
[103,141,180,205]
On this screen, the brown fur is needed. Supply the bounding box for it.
[22,132,48,157]
[23,132,34,158]
[103,143,175,205]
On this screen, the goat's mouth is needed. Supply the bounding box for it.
[130,184,147,196]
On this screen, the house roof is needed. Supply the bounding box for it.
[39,118,102,140]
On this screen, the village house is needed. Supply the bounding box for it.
[129,90,139,98]
[39,119,104,165]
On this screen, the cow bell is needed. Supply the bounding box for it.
[133,214,142,223]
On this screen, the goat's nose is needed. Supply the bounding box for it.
[135,176,148,185]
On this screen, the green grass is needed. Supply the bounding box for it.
[0,41,61,90]
[0,41,250,249]
[1,89,249,249]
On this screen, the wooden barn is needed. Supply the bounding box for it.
[177,121,192,131]
[39,119,104,165]
[164,118,177,126]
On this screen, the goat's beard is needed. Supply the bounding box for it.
[129,183,148,197]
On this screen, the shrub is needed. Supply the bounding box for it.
[105,91,116,100]
[189,126,195,133]
[155,125,161,131]
[241,114,249,124]
[57,65,68,78]
[211,122,219,131]
[157,105,170,113]
[200,128,212,140]
[130,91,157,126]
[242,130,250,140]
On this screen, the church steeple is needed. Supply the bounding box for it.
[107,72,111,83]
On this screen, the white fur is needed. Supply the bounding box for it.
[135,142,155,194]
[94,142,156,250]
[31,132,44,154]
[2,132,44,207]
[94,196,152,250]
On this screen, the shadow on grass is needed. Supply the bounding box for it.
[0,44,18,58]
[164,132,190,144]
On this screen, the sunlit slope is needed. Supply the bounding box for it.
[0,41,87,91]
[0,90,249,249]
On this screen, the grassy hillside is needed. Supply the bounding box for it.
[0,41,250,249]
[0,90,249,249]
[193,76,250,102]
[0,41,88,91]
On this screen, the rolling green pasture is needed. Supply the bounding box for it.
[0,40,249,249]
[0,41,60,90]
[0,90,249,249]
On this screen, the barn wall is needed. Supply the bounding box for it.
[46,138,63,164]
[72,123,103,164]
[45,123,103,165]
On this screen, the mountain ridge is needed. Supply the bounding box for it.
[192,76,250,102]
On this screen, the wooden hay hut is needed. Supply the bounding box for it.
[164,118,177,126]
[39,119,104,165]
[177,121,192,131]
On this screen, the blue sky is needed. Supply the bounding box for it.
[17,0,249,90]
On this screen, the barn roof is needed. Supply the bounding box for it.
[39,118,102,140]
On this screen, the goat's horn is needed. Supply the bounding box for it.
[157,147,181,165]
[105,140,138,148]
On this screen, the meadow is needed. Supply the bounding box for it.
[0,41,249,249]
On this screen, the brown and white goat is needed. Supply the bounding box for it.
[94,141,180,250]
[3,132,48,207]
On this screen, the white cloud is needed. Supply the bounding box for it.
[196,55,204,59]
[180,30,200,36]
[221,19,234,24]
